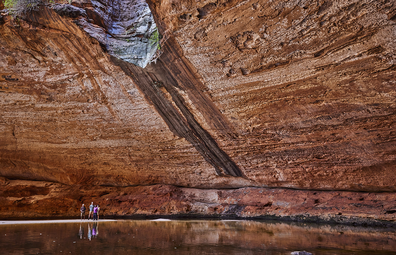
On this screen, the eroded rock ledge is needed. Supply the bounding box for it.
[1,179,396,227]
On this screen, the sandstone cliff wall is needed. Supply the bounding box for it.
[0,0,395,221]
[146,0,396,191]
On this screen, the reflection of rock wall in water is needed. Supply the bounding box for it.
[0,0,396,221]
[2,220,396,254]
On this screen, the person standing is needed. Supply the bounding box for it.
[93,205,98,221]
[97,205,100,220]
[80,204,86,220]
[88,202,94,220]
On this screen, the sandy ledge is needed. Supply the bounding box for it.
[0,219,116,225]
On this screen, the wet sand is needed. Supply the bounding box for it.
[0,219,116,225]
[0,218,178,224]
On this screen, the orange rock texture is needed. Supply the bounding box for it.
[1,180,396,227]
[146,0,396,191]
[0,0,396,222]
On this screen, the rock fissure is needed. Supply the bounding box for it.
[111,43,243,177]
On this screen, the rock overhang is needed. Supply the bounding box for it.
[0,0,395,192]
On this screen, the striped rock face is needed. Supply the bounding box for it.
[146,0,396,191]
[0,0,395,220]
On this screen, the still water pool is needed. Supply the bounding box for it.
[0,219,395,254]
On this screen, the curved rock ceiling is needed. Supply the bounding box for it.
[0,0,395,194]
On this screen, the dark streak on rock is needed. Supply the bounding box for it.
[52,4,87,19]
[197,3,217,20]
[390,13,396,22]
[111,37,243,177]
[2,75,19,81]
[317,1,333,15]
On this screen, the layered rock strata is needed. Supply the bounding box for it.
[0,0,395,222]
[0,5,249,188]
[1,179,396,227]
[146,0,396,191]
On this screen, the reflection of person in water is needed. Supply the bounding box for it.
[87,223,92,241]
[79,224,84,239]
[92,222,98,238]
